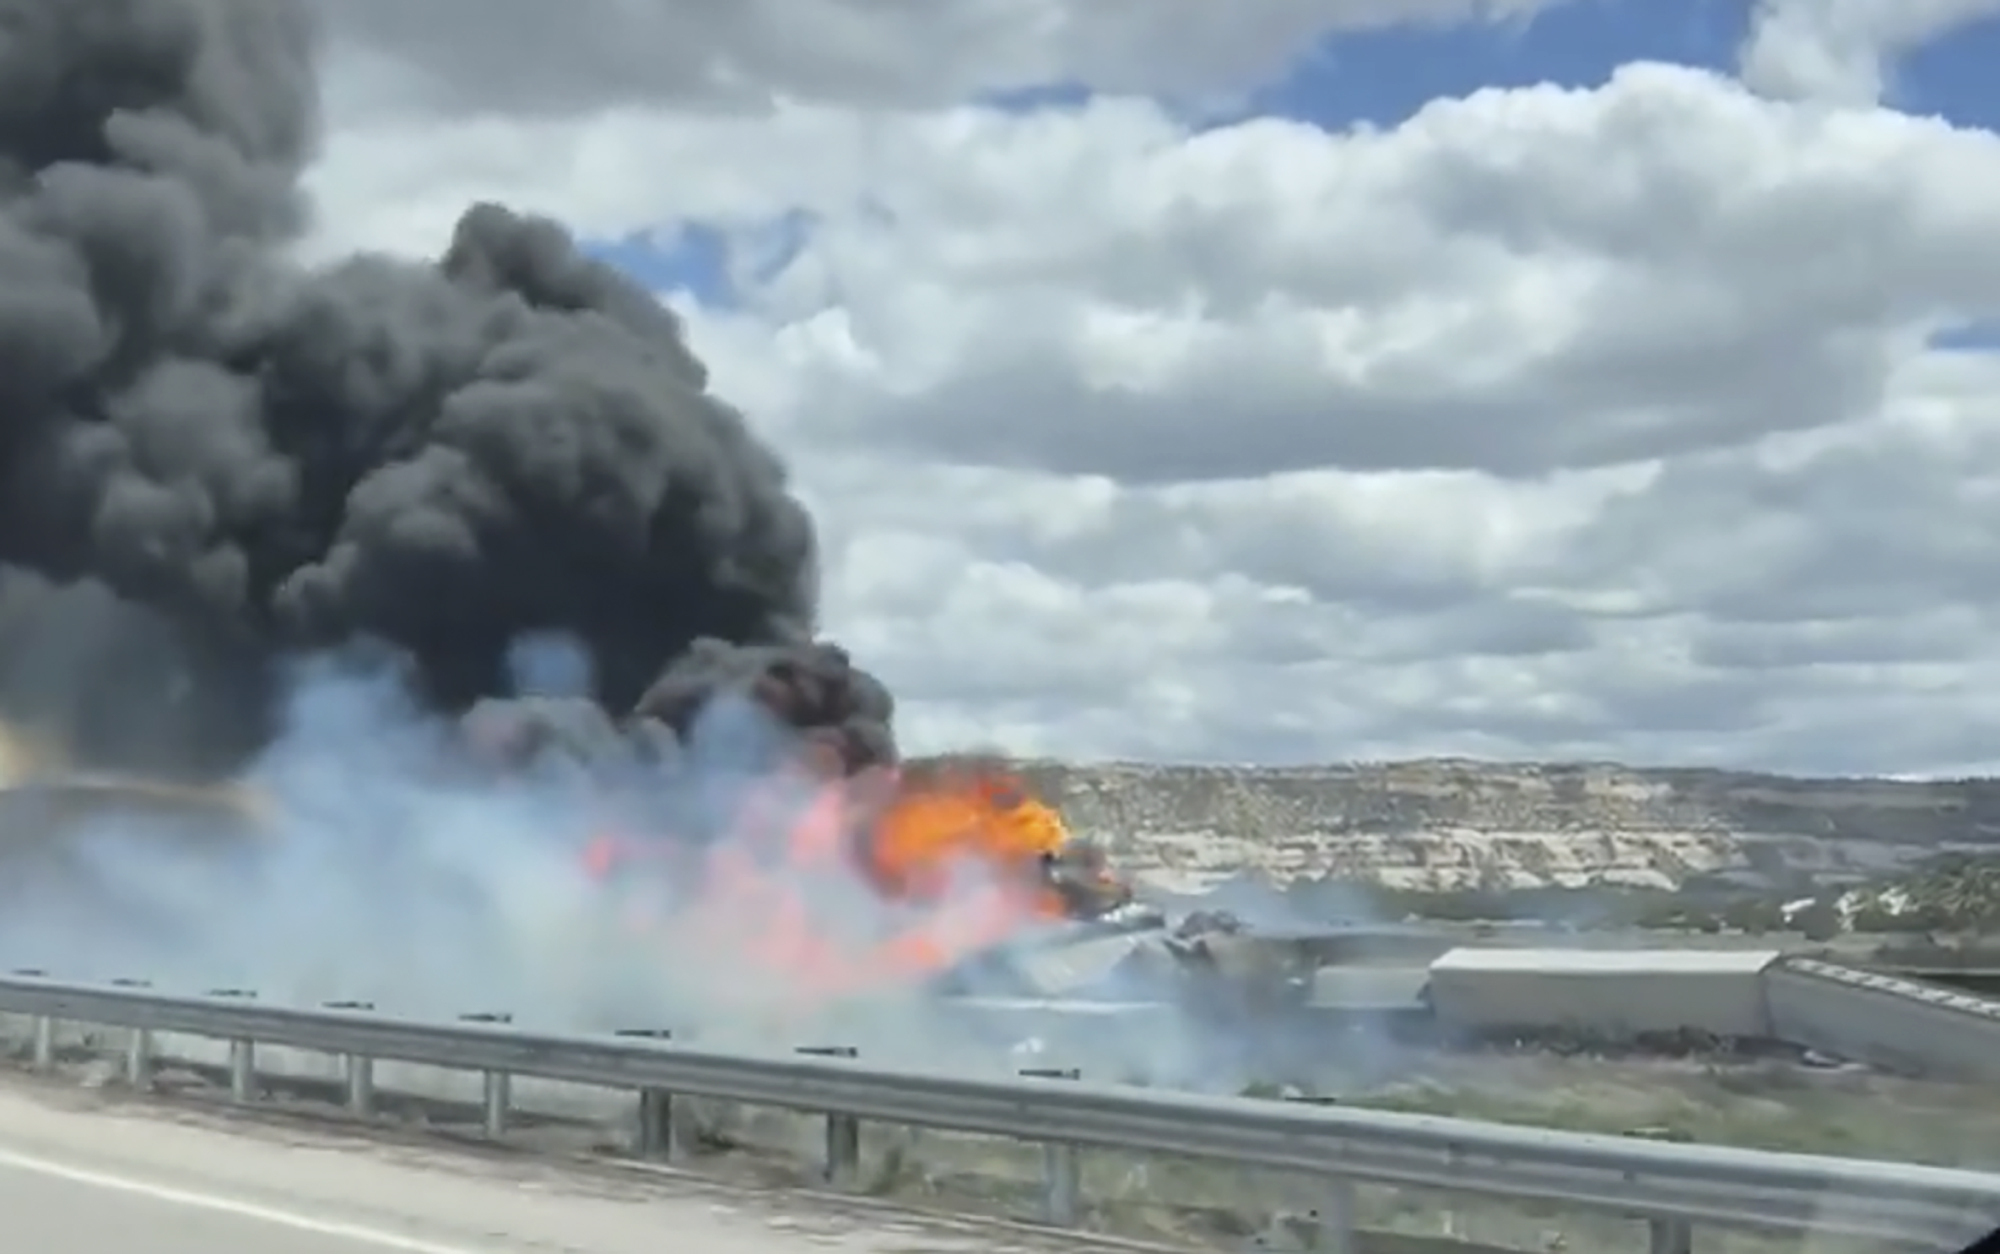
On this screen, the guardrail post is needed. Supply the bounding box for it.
[1647,1218,1692,1254]
[15,969,52,1070]
[1021,1067,1082,1225]
[325,1001,375,1114]
[461,1013,514,1138]
[1284,1091,1357,1254]
[113,979,152,1088]
[208,988,257,1102]
[797,1045,861,1186]
[29,1014,53,1070]
[1316,1180,1358,1254]
[615,1028,679,1158]
[1625,1126,1694,1254]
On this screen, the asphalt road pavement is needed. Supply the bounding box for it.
[0,1074,1089,1253]
[0,1162,387,1253]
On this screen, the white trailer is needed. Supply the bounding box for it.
[1426,946,1782,1041]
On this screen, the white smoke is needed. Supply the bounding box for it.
[0,640,1355,1090]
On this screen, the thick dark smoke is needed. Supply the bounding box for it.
[459,641,895,779]
[0,0,894,776]
[0,569,268,775]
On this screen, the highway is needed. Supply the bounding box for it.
[0,1075,1077,1253]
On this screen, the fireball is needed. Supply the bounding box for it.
[582,760,1103,1005]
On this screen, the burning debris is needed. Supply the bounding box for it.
[570,745,1142,1001]
[439,654,1142,1000]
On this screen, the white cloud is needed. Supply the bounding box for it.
[308,0,1577,117]
[305,11,2000,775]
[1739,0,2000,105]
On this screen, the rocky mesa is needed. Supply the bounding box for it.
[963,758,2000,896]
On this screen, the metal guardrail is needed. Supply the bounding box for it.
[0,972,1996,1253]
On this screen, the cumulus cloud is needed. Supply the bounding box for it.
[301,2,2000,777]
[309,0,1576,118]
[1739,0,2000,104]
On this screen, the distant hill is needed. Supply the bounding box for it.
[913,757,2000,899]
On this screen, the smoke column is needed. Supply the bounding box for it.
[0,0,918,1028]
[0,0,1231,1094]
[0,0,1301,1096]
[0,0,892,775]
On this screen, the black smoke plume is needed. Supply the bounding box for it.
[0,0,895,779]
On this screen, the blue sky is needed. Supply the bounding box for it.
[1242,0,1744,128]
[1248,1,2000,129]
[589,0,2000,308]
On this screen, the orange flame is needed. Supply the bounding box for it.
[863,770,1068,903]
[583,763,1084,1004]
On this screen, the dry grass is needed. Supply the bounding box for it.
[1350,1051,2000,1171]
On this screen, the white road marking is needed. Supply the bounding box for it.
[0,1144,498,1253]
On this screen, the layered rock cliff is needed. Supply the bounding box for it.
[961,758,2000,896]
